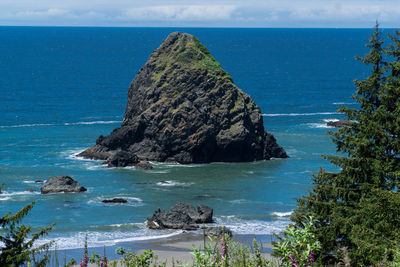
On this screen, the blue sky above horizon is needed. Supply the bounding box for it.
[1,0,399,28]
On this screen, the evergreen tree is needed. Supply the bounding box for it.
[292,24,400,265]
[0,198,54,266]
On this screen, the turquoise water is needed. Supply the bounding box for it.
[0,27,372,250]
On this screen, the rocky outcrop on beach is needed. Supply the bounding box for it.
[40,175,87,194]
[147,202,213,230]
[79,32,287,164]
[102,198,128,204]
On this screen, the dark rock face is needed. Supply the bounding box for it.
[170,202,200,223]
[147,208,198,230]
[79,32,287,164]
[147,202,213,230]
[327,120,352,128]
[197,204,213,223]
[105,151,139,167]
[102,198,128,204]
[41,175,87,194]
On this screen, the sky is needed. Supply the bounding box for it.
[0,0,399,28]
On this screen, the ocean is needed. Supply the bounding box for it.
[0,27,372,256]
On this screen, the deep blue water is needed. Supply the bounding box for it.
[0,27,373,252]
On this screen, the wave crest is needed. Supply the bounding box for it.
[0,121,121,129]
[262,112,337,117]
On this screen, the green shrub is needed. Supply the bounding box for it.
[191,231,278,267]
[0,186,54,266]
[272,216,321,266]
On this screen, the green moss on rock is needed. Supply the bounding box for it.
[79,32,288,163]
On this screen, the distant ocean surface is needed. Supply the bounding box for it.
[0,27,371,251]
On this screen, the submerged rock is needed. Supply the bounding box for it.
[102,198,128,204]
[41,175,87,194]
[327,120,352,128]
[79,32,287,164]
[135,161,153,170]
[147,202,213,230]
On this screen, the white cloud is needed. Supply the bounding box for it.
[288,4,396,21]
[122,5,236,21]
[14,8,70,18]
[0,0,399,27]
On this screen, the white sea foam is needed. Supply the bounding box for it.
[0,123,54,128]
[307,123,333,129]
[306,118,342,129]
[215,216,289,235]
[22,180,35,184]
[35,229,182,250]
[147,170,170,174]
[63,149,103,162]
[262,112,338,117]
[63,120,120,126]
[333,102,357,105]
[1,191,40,196]
[156,180,194,187]
[0,197,11,201]
[229,199,248,204]
[271,211,293,217]
[150,161,199,168]
[123,197,143,203]
[323,119,339,123]
[0,120,121,129]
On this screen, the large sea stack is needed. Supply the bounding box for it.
[79,32,287,163]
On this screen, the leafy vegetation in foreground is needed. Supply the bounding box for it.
[290,24,400,266]
[273,216,321,266]
[78,230,278,267]
[0,184,54,266]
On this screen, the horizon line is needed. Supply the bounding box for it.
[0,25,394,29]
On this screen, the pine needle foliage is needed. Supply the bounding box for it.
[292,24,400,265]
[0,200,55,266]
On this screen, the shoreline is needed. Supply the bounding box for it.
[58,231,275,266]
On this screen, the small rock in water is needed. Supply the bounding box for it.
[41,175,87,194]
[135,161,153,170]
[102,198,128,204]
[327,120,352,128]
[35,180,44,183]
[26,189,36,193]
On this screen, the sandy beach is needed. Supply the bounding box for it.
[70,232,274,266]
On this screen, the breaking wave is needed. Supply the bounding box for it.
[0,121,120,129]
